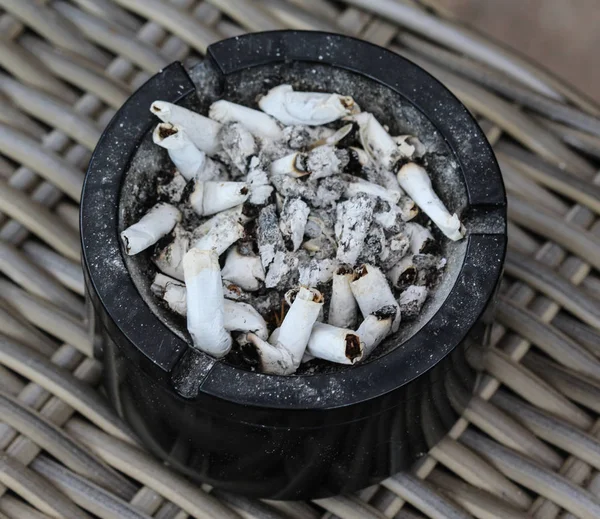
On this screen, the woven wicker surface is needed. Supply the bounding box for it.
[1,0,600,518]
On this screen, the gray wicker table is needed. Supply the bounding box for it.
[1,1,600,518]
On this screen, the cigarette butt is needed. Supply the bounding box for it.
[306,322,363,364]
[121,203,181,256]
[221,246,265,292]
[246,332,296,375]
[259,84,359,126]
[348,112,399,170]
[152,225,190,281]
[397,162,465,241]
[328,265,358,329]
[271,287,324,372]
[342,175,401,205]
[183,248,231,358]
[356,306,395,357]
[153,123,208,181]
[209,100,282,140]
[192,214,245,256]
[387,255,418,290]
[151,273,186,316]
[150,100,222,155]
[351,264,401,332]
[270,152,310,178]
[188,180,249,216]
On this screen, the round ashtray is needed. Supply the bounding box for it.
[81,31,506,500]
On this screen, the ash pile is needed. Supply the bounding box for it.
[121,85,465,375]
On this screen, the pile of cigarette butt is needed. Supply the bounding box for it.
[121,84,465,375]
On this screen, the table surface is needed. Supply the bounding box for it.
[0,1,599,518]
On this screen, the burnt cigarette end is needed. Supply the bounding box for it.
[227,283,242,296]
[312,292,325,304]
[345,334,362,362]
[373,305,397,320]
[353,264,369,280]
[336,264,354,276]
[240,342,261,368]
[295,154,309,173]
[398,267,418,288]
[420,238,438,255]
[158,124,178,139]
[180,178,196,204]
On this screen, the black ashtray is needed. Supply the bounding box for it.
[81,31,506,500]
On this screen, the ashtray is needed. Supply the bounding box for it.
[81,30,506,500]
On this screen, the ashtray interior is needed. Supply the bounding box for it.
[119,59,470,376]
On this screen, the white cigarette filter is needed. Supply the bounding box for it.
[279,197,310,252]
[121,203,181,256]
[398,285,429,320]
[259,84,360,126]
[306,323,363,364]
[152,123,207,181]
[221,246,265,292]
[152,225,190,281]
[274,287,324,372]
[342,175,401,205]
[188,180,249,216]
[350,264,401,332]
[349,112,399,170]
[151,269,267,344]
[270,152,310,178]
[209,100,282,140]
[151,273,187,316]
[397,163,465,241]
[183,248,231,358]
[192,221,245,257]
[309,123,354,149]
[150,100,222,155]
[356,306,395,357]
[328,265,358,328]
[245,332,296,375]
[223,300,269,340]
